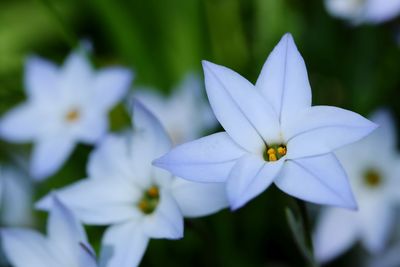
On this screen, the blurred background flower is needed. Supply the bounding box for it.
[0,0,400,267]
[324,0,400,25]
[134,73,217,144]
[314,109,400,264]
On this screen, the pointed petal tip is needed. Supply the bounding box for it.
[279,32,295,44]
[229,203,242,212]
[282,32,293,39]
[333,196,358,211]
[228,196,246,211]
[201,60,211,68]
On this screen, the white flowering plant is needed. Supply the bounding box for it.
[1,1,400,267]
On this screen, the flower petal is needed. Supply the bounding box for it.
[255,33,311,126]
[202,60,279,152]
[275,153,357,209]
[78,244,98,267]
[88,134,133,181]
[24,56,59,101]
[368,109,396,153]
[314,208,359,263]
[100,221,149,267]
[0,104,41,142]
[171,178,228,218]
[132,99,172,161]
[226,154,284,210]
[142,189,183,239]
[47,197,88,264]
[359,199,394,253]
[1,228,61,266]
[154,132,246,182]
[286,106,377,159]
[73,110,108,144]
[30,136,76,180]
[36,179,140,225]
[61,51,93,90]
[364,0,400,23]
[92,67,133,111]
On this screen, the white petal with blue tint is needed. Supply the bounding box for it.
[100,221,149,267]
[0,104,42,142]
[314,208,359,263]
[203,61,280,152]
[24,56,59,101]
[227,154,284,210]
[92,68,133,111]
[30,136,75,180]
[142,190,183,239]
[36,179,139,225]
[256,33,311,126]
[47,197,89,263]
[154,132,246,182]
[171,178,228,217]
[286,106,377,159]
[275,153,357,209]
[1,229,61,267]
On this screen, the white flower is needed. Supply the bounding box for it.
[0,51,133,179]
[314,109,400,263]
[36,100,228,267]
[368,242,400,267]
[135,73,217,144]
[0,165,34,227]
[154,33,377,211]
[1,197,97,267]
[324,0,400,24]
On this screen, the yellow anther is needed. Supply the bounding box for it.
[364,169,382,188]
[65,108,80,122]
[138,200,148,211]
[137,185,160,214]
[269,154,277,161]
[277,147,286,155]
[267,148,276,155]
[147,186,159,198]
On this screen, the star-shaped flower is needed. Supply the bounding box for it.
[1,197,97,267]
[37,100,228,267]
[314,109,400,263]
[324,0,400,24]
[0,51,133,179]
[135,73,217,144]
[154,33,377,210]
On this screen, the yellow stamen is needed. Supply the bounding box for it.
[147,186,159,198]
[269,154,277,161]
[137,185,160,214]
[65,108,80,122]
[138,200,148,211]
[364,169,382,188]
[277,147,286,155]
[267,148,276,155]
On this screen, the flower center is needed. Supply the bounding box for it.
[263,144,287,162]
[137,186,160,214]
[363,169,382,188]
[65,108,80,122]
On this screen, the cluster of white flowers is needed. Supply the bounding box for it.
[1,33,395,267]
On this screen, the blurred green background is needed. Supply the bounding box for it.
[1,0,400,266]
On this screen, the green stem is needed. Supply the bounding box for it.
[296,199,314,256]
[285,199,319,267]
